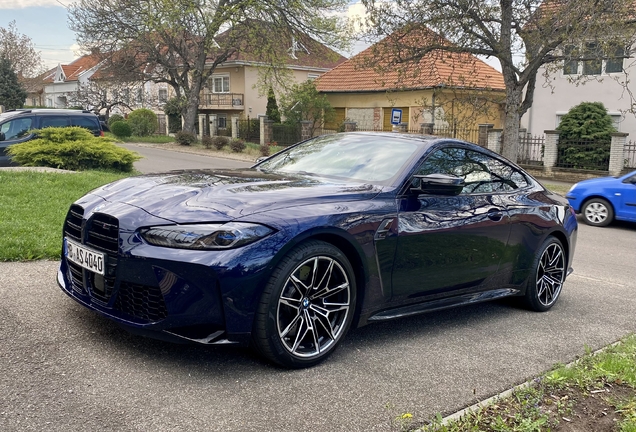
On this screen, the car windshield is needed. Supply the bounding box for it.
[257,134,421,183]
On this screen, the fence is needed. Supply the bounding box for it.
[518,135,544,166]
[237,118,260,143]
[625,140,636,169]
[555,139,610,171]
[272,124,301,147]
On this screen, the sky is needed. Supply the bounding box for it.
[0,0,371,71]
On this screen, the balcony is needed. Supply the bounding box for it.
[200,92,244,110]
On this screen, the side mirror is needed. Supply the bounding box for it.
[411,173,465,196]
[0,132,5,142]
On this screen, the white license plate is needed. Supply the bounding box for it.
[65,237,105,276]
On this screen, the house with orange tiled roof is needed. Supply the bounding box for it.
[315,28,506,137]
[40,54,170,116]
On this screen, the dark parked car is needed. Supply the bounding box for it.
[566,171,636,226]
[57,133,578,368]
[0,108,103,166]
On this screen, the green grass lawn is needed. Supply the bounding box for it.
[0,170,133,261]
[105,133,175,143]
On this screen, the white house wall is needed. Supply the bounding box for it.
[522,68,636,137]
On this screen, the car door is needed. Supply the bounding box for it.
[0,116,35,166]
[391,146,512,301]
[616,173,636,221]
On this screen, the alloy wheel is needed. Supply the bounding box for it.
[584,202,608,224]
[536,243,565,307]
[276,256,351,358]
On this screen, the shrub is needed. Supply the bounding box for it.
[556,102,616,170]
[107,114,124,127]
[260,144,270,157]
[212,136,229,150]
[175,131,196,146]
[163,97,186,133]
[127,108,158,137]
[201,135,213,149]
[110,121,132,138]
[7,127,141,172]
[229,138,246,152]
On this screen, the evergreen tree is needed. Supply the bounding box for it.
[557,102,616,142]
[266,87,281,123]
[0,57,27,110]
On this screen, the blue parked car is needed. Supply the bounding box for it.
[566,171,636,226]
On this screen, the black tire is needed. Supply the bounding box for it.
[252,240,356,368]
[523,237,566,312]
[582,198,614,227]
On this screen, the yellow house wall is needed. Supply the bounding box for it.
[323,89,503,130]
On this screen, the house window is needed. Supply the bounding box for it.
[217,114,227,129]
[307,73,320,81]
[563,45,579,75]
[212,75,230,93]
[158,88,168,103]
[136,88,143,103]
[582,42,602,75]
[605,45,625,73]
[563,42,626,75]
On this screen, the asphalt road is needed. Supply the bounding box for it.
[1,147,635,430]
[119,143,252,173]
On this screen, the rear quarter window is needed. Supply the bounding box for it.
[71,116,101,134]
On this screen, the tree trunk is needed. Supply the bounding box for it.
[182,88,202,134]
[501,86,522,163]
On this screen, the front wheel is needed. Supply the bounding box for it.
[252,241,356,368]
[523,237,566,312]
[582,198,614,227]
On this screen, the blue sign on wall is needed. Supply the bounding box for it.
[391,108,402,125]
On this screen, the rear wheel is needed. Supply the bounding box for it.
[582,198,614,227]
[252,240,356,368]
[523,237,566,312]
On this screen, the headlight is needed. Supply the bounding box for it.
[140,222,274,250]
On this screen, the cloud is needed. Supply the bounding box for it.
[0,0,77,9]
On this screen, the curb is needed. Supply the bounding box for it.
[419,338,624,430]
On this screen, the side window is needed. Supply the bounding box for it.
[485,157,529,191]
[71,116,100,134]
[0,117,33,141]
[416,147,528,194]
[40,116,69,128]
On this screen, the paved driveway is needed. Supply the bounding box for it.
[119,143,252,173]
[1,220,635,431]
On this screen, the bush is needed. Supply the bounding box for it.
[107,114,124,127]
[201,135,213,149]
[127,108,158,137]
[163,97,186,133]
[556,102,616,170]
[175,131,196,146]
[110,121,132,138]
[229,138,246,153]
[259,144,270,157]
[212,136,229,150]
[7,127,141,172]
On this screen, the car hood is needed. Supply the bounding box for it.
[574,176,618,187]
[90,169,383,223]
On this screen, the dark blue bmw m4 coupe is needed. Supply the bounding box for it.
[58,132,578,368]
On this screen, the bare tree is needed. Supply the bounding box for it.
[361,0,636,162]
[69,0,351,134]
[0,21,43,78]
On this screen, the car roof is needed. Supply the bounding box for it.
[0,109,98,122]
